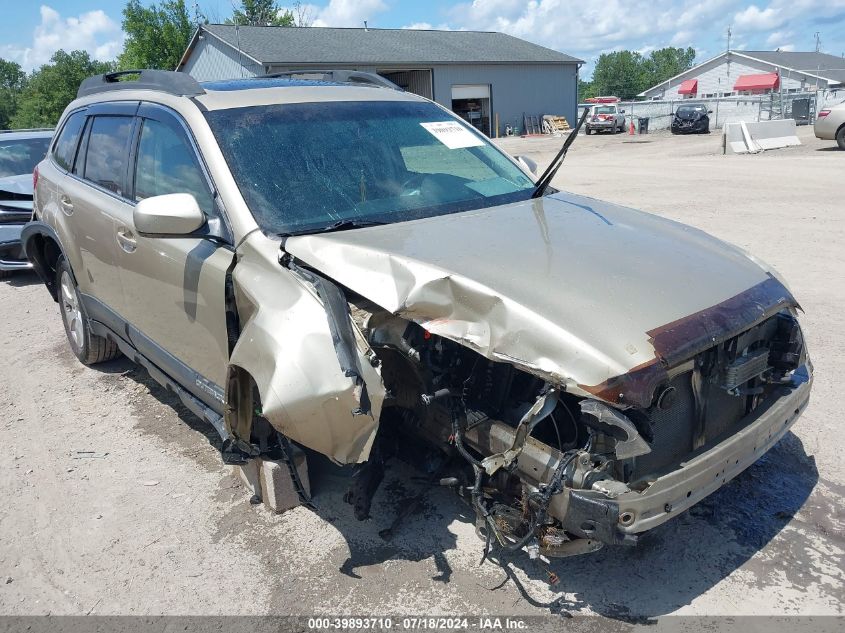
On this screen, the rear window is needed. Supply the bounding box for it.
[53,112,86,171]
[83,116,134,196]
[0,136,51,178]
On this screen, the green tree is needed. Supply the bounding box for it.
[119,0,194,71]
[577,77,596,102]
[590,50,649,99]
[0,59,27,129]
[11,50,113,129]
[643,47,697,88]
[228,0,294,26]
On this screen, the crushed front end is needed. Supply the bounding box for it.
[346,285,811,558]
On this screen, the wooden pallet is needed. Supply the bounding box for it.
[543,115,571,134]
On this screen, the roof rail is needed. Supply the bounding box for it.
[262,70,403,91]
[77,69,206,99]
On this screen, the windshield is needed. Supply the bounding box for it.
[204,100,535,235]
[677,105,706,114]
[0,137,51,178]
[593,106,616,114]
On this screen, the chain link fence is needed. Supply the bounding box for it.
[614,90,844,132]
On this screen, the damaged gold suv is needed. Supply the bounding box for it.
[24,69,812,558]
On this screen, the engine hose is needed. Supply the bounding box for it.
[451,399,482,468]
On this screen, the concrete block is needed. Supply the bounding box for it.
[235,458,261,499]
[258,448,310,514]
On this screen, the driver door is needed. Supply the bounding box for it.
[112,103,233,409]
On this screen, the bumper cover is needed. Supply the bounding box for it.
[563,363,812,541]
[0,224,32,271]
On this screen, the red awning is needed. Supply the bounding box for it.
[734,72,779,92]
[678,79,698,95]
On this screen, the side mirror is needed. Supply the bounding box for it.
[516,155,538,176]
[708,110,714,114]
[134,193,205,236]
[620,109,626,113]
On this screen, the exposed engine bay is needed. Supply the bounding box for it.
[339,291,807,559]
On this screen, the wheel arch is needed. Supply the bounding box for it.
[21,221,67,301]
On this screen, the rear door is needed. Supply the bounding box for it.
[57,103,138,323]
[113,102,233,408]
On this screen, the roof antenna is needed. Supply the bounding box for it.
[364,20,368,31]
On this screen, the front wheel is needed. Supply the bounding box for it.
[837,126,845,150]
[56,257,120,365]
[585,127,592,135]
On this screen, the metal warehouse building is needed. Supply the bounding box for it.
[176,25,582,137]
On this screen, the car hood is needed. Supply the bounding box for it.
[0,174,33,197]
[285,192,795,406]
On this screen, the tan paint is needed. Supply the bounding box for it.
[228,234,386,464]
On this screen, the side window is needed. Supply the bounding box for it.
[52,111,86,171]
[84,115,134,196]
[134,118,214,215]
[72,118,91,177]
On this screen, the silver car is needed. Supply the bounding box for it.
[585,104,626,134]
[0,129,53,278]
[24,69,812,560]
[814,101,845,149]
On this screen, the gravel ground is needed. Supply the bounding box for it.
[0,125,842,618]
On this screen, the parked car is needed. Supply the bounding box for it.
[585,104,626,134]
[0,129,53,278]
[814,102,845,150]
[24,70,812,560]
[671,104,711,134]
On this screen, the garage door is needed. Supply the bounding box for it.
[451,85,491,100]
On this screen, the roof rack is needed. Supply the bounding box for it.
[261,70,402,91]
[77,69,206,99]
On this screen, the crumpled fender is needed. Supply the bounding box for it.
[227,236,385,464]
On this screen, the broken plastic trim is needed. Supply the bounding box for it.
[286,259,372,416]
[579,400,651,459]
[480,387,560,475]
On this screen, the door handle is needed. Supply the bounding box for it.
[59,195,73,215]
[116,226,137,253]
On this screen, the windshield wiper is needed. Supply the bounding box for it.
[283,218,387,237]
[531,106,591,199]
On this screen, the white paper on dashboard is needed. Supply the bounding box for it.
[420,121,485,149]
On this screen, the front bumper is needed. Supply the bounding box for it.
[561,362,812,541]
[0,224,33,272]
[587,121,615,130]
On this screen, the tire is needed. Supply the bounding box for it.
[0,269,12,280]
[585,127,592,135]
[56,257,120,365]
[837,126,845,150]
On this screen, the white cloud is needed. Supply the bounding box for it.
[1,5,123,71]
[311,0,388,27]
[733,5,784,31]
[444,0,744,60]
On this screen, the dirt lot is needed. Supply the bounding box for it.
[1,126,843,618]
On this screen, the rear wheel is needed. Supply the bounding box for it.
[837,125,845,150]
[0,269,12,280]
[57,257,120,365]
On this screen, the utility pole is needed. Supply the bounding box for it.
[814,32,821,53]
[726,25,732,78]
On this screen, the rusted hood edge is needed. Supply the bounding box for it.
[580,275,798,408]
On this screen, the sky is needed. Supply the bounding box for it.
[1,0,844,77]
